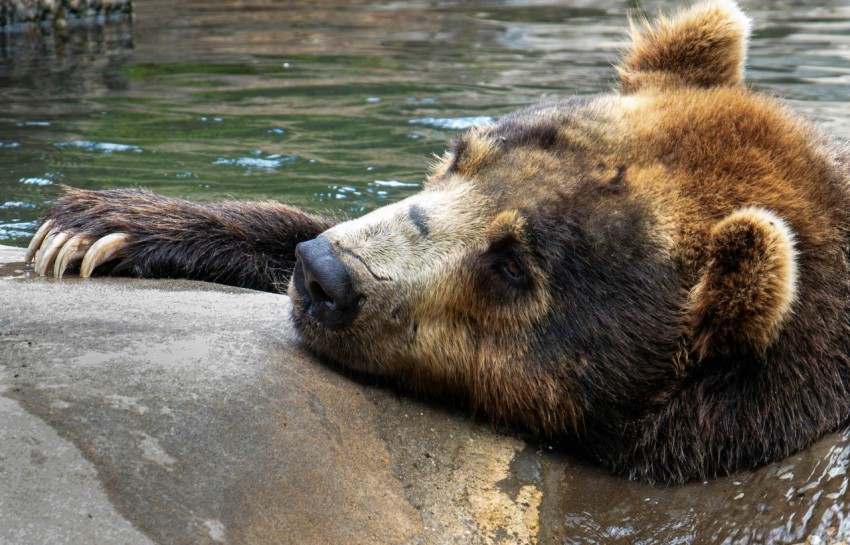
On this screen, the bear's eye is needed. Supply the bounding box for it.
[491,252,533,291]
[482,234,534,294]
[500,259,525,282]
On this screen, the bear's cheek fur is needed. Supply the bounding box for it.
[288,182,501,376]
[288,184,556,390]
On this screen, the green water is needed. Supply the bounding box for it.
[2,1,849,246]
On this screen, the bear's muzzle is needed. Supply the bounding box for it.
[293,236,362,330]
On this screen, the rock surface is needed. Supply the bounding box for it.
[1,244,848,544]
[0,245,543,545]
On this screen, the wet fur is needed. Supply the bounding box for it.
[45,187,332,292]
[35,1,850,483]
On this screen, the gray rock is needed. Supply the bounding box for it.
[1,244,848,544]
[0,245,541,545]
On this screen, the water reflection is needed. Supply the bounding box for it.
[0,16,134,98]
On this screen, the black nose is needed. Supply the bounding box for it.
[294,237,361,330]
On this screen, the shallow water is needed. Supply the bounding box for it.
[1,0,849,542]
[539,426,850,543]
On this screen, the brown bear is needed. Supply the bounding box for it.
[25,0,850,484]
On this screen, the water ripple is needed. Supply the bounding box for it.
[408,116,495,130]
[212,154,297,170]
[55,141,142,153]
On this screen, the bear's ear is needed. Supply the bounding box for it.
[617,0,752,94]
[690,208,799,359]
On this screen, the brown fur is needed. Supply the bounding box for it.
[618,0,750,93]
[31,1,850,483]
[690,207,799,358]
[43,187,331,292]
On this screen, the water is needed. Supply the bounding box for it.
[539,427,850,543]
[3,0,845,247]
[1,0,850,542]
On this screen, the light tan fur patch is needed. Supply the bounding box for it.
[454,126,499,176]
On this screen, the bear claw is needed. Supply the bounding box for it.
[79,233,130,278]
[24,219,53,265]
[35,231,70,277]
[54,235,95,278]
[28,227,128,278]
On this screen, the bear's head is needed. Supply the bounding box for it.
[289,0,850,478]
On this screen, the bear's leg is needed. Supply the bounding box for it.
[26,187,334,292]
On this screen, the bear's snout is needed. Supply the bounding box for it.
[293,237,362,330]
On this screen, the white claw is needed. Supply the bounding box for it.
[54,235,94,278]
[80,233,130,278]
[25,220,53,265]
[36,231,70,277]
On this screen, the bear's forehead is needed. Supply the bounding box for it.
[430,95,623,211]
[422,85,819,280]
[433,87,807,213]
[451,95,609,172]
